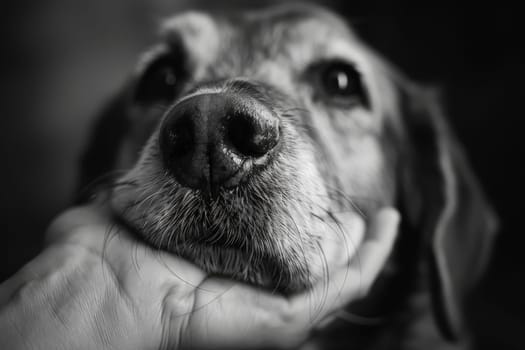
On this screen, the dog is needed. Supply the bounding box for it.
[77,4,498,349]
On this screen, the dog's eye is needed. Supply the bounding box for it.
[134,56,184,105]
[314,61,368,108]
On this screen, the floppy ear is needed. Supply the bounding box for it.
[76,87,131,203]
[397,83,499,341]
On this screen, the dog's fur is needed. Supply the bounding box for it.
[78,4,498,349]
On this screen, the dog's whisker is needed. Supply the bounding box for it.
[323,209,361,302]
[281,205,314,293]
[309,207,356,315]
[323,186,372,218]
[307,240,331,325]
[78,170,134,200]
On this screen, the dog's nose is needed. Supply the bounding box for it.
[159,93,280,194]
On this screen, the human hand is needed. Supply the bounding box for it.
[0,205,399,349]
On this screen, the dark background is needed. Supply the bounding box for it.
[1,1,523,348]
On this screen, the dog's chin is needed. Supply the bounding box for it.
[116,218,313,294]
[167,243,293,292]
[110,187,317,294]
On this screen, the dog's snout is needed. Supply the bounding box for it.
[159,92,280,194]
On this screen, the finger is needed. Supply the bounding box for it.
[354,208,400,290]
[288,208,400,323]
[319,211,366,269]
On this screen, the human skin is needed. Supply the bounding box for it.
[0,205,399,349]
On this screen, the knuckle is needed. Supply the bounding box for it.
[163,285,195,316]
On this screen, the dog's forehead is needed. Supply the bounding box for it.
[160,6,362,70]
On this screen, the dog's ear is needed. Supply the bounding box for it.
[396,83,499,341]
[76,86,131,203]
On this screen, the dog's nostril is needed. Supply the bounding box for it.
[165,114,194,157]
[227,112,280,158]
[159,108,203,189]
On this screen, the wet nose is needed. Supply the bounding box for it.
[159,93,280,195]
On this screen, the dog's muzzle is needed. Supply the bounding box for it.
[159,91,281,196]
